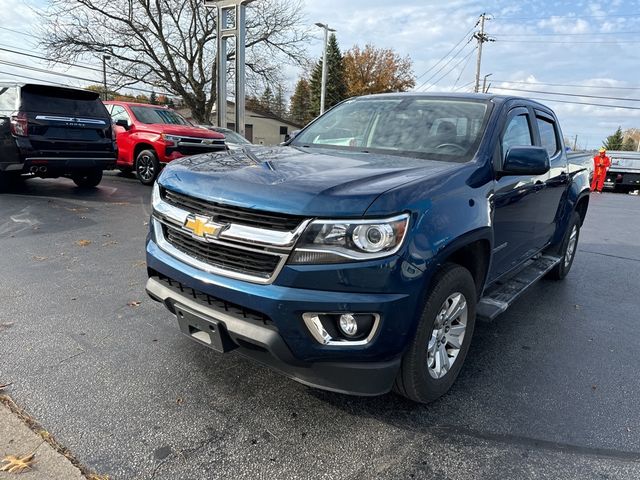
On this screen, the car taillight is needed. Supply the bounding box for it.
[10,112,28,137]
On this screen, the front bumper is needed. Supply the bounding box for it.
[146,276,400,395]
[146,233,428,396]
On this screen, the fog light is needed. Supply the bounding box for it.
[339,314,358,337]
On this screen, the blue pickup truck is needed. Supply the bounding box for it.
[145,93,590,403]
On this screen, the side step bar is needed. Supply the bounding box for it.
[477,254,562,321]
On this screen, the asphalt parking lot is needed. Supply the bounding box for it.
[1,172,640,479]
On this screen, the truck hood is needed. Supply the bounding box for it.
[158,146,460,217]
[148,124,224,138]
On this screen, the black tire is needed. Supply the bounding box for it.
[547,212,581,280]
[72,169,103,188]
[394,263,477,404]
[135,149,160,186]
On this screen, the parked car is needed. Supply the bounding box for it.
[603,151,640,192]
[145,93,590,403]
[200,126,252,150]
[104,101,225,185]
[0,83,116,190]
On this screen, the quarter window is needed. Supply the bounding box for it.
[536,117,559,157]
[502,114,532,159]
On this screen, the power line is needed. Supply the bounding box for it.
[427,47,477,91]
[452,51,476,90]
[0,70,71,88]
[416,42,474,91]
[414,26,475,83]
[0,46,105,74]
[491,31,640,36]
[493,12,640,20]
[491,86,640,103]
[495,40,640,44]
[527,96,640,111]
[0,26,39,40]
[490,79,640,91]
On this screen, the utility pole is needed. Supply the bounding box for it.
[315,22,336,115]
[474,14,494,93]
[573,135,578,151]
[102,55,111,101]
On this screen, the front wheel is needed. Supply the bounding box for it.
[394,264,477,404]
[135,149,160,186]
[547,212,581,280]
[72,169,103,188]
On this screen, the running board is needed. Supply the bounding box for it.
[477,255,562,321]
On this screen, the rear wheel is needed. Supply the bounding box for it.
[135,149,159,186]
[72,169,103,188]
[394,264,477,404]
[548,212,581,280]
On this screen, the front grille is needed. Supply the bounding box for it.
[163,224,281,279]
[149,270,274,327]
[162,188,304,232]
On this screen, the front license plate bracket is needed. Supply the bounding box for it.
[174,304,238,353]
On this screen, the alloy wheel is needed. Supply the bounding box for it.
[427,292,468,379]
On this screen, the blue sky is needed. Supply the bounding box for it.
[2,0,640,148]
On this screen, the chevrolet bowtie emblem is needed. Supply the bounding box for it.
[183,215,226,239]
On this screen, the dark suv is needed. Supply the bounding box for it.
[0,83,116,189]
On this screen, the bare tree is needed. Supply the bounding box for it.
[42,0,310,123]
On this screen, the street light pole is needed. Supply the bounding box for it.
[315,22,336,115]
[482,73,492,93]
[102,55,111,101]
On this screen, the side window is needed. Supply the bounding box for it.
[536,116,559,158]
[111,105,130,124]
[502,114,532,160]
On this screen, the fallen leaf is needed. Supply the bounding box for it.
[32,256,48,262]
[0,322,14,331]
[133,260,146,267]
[176,397,184,405]
[127,301,141,307]
[592,384,597,390]
[75,240,92,247]
[1,453,35,473]
[0,382,12,391]
[102,241,118,247]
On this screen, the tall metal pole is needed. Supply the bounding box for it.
[573,135,578,151]
[102,55,111,101]
[216,6,228,129]
[236,3,247,137]
[320,26,328,115]
[315,23,335,115]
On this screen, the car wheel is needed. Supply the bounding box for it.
[72,169,103,188]
[548,211,581,280]
[394,263,477,404]
[135,149,160,186]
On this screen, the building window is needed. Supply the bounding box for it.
[226,122,236,130]
[279,126,288,135]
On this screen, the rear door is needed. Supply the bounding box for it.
[19,85,113,159]
[109,105,135,166]
[533,110,570,245]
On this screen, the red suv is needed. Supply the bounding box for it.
[104,101,225,185]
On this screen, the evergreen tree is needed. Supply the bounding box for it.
[290,78,313,125]
[309,33,347,117]
[149,91,157,105]
[603,127,624,150]
[273,85,287,118]
[260,86,274,112]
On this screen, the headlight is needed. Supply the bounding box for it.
[152,181,161,207]
[289,214,409,264]
[161,134,181,145]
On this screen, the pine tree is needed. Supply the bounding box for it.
[150,91,157,105]
[273,85,287,118]
[309,33,347,117]
[260,86,274,112]
[603,127,624,150]
[290,78,313,125]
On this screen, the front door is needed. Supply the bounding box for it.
[489,107,548,281]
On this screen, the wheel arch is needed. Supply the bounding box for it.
[133,143,157,163]
[574,194,589,226]
[433,228,492,299]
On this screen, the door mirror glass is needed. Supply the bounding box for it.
[503,146,550,176]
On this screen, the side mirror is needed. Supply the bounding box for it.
[280,129,300,146]
[115,119,130,130]
[502,146,550,176]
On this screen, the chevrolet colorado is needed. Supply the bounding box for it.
[145,93,590,403]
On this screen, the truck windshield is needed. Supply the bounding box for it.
[130,106,190,126]
[292,97,490,163]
